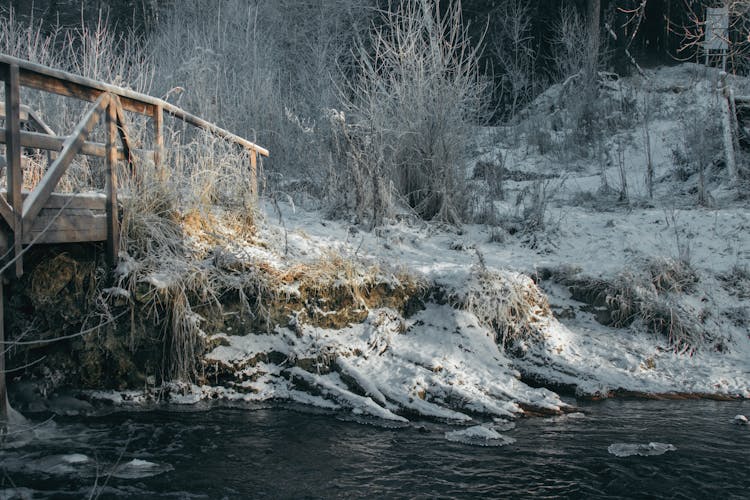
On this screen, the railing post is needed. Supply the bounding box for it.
[0,268,6,425]
[105,98,119,266]
[154,104,163,170]
[250,149,258,199]
[4,64,23,277]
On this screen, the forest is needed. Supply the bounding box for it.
[6,1,748,229]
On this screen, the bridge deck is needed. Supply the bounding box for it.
[1,190,107,245]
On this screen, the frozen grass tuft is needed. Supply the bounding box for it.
[453,267,552,348]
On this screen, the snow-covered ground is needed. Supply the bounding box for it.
[89,63,750,421]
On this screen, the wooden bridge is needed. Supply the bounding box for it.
[0,54,269,275]
[0,54,268,421]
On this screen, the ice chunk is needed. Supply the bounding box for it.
[29,454,92,475]
[111,459,173,479]
[733,414,748,425]
[61,454,89,464]
[445,425,516,447]
[607,442,677,457]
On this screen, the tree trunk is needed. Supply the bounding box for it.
[586,0,601,80]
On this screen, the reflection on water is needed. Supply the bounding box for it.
[0,399,748,498]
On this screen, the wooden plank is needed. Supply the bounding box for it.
[1,191,107,210]
[112,96,136,175]
[18,68,154,116]
[0,55,160,108]
[0,196,12,228]
[0,129,142,160]
[154,104,164,168]
[41,193,106,210]
[22,93,110,226]
[27,212,106,230]
[0,275,6,423]
[25,108,55,135]
[37,207,102,218]
[5,64,23,278]
[250,149,258,198]
[25,108,57,165]
[0,230,7,423]
[0,102,30,121]
[0,55,269,158]
[28,209,107,233]
[24,226,107,244]
[28,211,106,228]
[163,102,269,156]
[105,100,119,265]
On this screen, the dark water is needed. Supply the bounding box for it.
[1,399,748,499]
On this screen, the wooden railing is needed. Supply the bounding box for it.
[0,54,269,277]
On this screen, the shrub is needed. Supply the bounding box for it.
[337,0,490,226]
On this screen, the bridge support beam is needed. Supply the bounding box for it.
[106,100,120,266]
[0,233,7,424]
[4,63,23,278]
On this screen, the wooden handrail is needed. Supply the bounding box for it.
[1,55,269,279]
[0,54,269,157]
[0,129,150,161]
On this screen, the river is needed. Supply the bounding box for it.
[0,398,747,498]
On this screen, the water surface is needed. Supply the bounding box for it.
[1,398,748,498]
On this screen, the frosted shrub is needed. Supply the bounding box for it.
[149,0,371,191]
[339,0,489,226]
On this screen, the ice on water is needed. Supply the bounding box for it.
[111,459,174,479]
[445,425,516,447]
[608,442,677,457]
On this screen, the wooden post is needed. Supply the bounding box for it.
[5,64,23,278]
[719,73,738,183]
[154,104,163,170]
[0,232,7,424]
[112,96,136,177]
[105,100,119,266]
[250,149,258,199]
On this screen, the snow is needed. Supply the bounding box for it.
[87,63,750,419]
[202,305,567,421]
[234,185,748,404]
[607,442,677,457]
[445,425,516,447]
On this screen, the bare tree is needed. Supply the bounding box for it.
[338,0,489,226]
[621,0,750,71]
[491,0,539,120]
[586,0,602,80]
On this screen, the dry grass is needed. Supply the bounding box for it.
[455,266,552,348]
[553,258,708,352]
